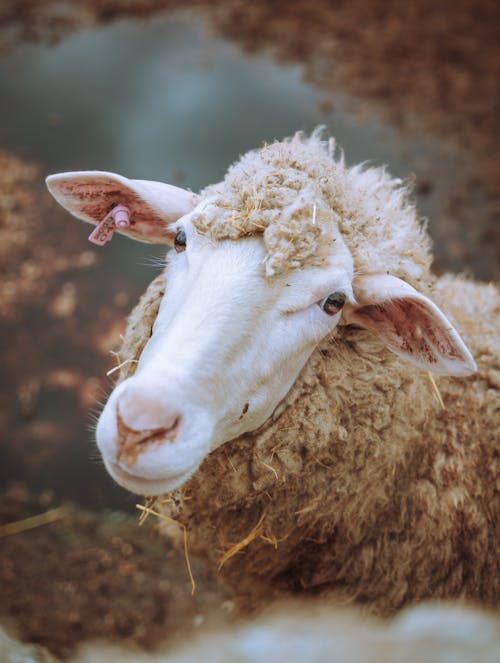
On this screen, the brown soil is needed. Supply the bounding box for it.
[0,154,230,661]
[0,150,153,509]
[0,484,234,660]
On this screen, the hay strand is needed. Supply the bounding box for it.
[295,497,322,515]
[0,506,68,538]
[427,371,446,410]
[218,512,266,570]
[261,460,279,481]
[106,358,138,377]
[137,496,159,525]
[136,503,196,595]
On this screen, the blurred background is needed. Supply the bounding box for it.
[0,0,498,659]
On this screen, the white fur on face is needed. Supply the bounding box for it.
[96,215,354,495]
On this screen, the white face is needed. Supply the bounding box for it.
[96,212,355,495]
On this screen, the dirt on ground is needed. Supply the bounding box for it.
[0,151,235,659]
[0,109,236,660]
[0,484,235,660]
[0,0,499,659]
[0,150,141,509]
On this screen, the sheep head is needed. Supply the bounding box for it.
[46,134,476,497]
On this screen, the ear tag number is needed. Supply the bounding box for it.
[88,204,131,246]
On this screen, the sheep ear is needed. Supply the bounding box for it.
[46,171,197,246]
[342,274,476,376]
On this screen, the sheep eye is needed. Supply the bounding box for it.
[322,291,346,315]
[174,229,187,253]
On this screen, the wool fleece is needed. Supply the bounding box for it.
[116,133,499,615]
[194,130,432,286]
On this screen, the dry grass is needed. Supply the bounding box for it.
[0,506,68,538]
[217,512,267,570]
[427,371,446,410]
[136,501,196,595]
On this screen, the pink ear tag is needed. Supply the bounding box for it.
[88,204,131,246]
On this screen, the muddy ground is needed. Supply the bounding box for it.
[0,1,499,660]
[0,484,235,660]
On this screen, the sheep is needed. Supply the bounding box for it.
[70,603,500,663]
[46,131,500,615]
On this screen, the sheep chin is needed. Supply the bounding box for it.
[104,458,196,497]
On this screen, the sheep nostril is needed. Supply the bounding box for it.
[115,411,180,467]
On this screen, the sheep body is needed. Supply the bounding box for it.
[115,134,499,614]
[119,270,499,614]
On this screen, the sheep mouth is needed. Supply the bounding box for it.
[106,459,194,496]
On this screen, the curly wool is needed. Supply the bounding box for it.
[193,130,432,285]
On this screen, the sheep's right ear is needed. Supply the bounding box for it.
[46,171,198,246]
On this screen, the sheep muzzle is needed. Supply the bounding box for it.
[116,411,180,467]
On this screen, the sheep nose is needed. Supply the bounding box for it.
[116,413,180,467]
[115,385,181,466]
[117,382,178,431]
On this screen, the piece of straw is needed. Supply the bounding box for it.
[260,531,279,549]
[106,358,138,377]
[295,497,322,515]
[261,461,279,481]
[136,503,196,595]
[0,506,68,538]
[137,496,159,526]
[427,371,446,410]
[225,453,238,474]
[218,512,266,570]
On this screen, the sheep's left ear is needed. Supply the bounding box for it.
[46,171,198,246]
[342,274,476,376]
